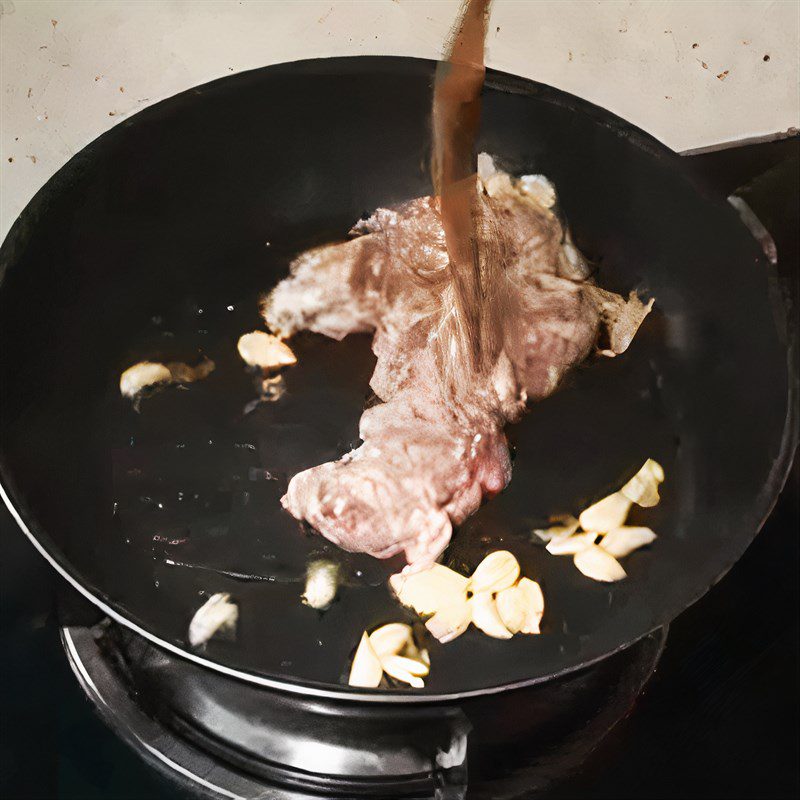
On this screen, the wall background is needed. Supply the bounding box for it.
[1,0,799,240]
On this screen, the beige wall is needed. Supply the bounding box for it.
[1,0,798,240]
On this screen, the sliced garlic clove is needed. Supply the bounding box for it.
[600,526,657,558]
[188,593,238,647]
[517,577,545,614]
[545,530,598,555]
[121,359,215,400]
[619,459,665,507]
[381,656,425,689]
[496,577,545,634]
[120,362,172,397]
[468,551,520,594]
[533,515,580,543]
[389,563,469,616]
[381,654,430,678]
[515,577,545,634]
[425,597,472,643]
[574,545,627,582]
[369,623,415,659]
[301,559,340,610]
[237,331,297,370]
[348,632,383,688]
[578,492,632,533]
[495,585,526,633]
[419,648,430,666]
[470,592,513,639]
[647,459,665,483]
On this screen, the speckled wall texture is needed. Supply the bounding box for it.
[1,0,798,238]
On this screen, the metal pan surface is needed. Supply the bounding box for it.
[0,57,795,700]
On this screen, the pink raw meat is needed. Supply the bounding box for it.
[263,156,652,570]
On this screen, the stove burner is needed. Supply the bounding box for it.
[62,621,666,799]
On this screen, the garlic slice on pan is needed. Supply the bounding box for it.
[348,632,383,688]
[619,459,664,507]
[389,563,468,616]
[496,578,545,634]
[515,578,545,634]
[120,358,215,401]
[381,656,426,688]
[468,551,520,594]
[425,597,472,643]
[188,593,238,647]
[469,592,512,639]
[533,515,580,543]
[545,530,598,556]
[537,458,664,582]
[369,623,415,659]
[301,559,339,610]
[119,362,172,397]
[382,654,429,678]
[349,624,430,689]
[600,526,657,558]
[578,492,632,533]
[495,585,526,633]
[237,330,296,370]
[574,545,627,582]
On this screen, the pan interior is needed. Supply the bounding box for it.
[0,57,791,697]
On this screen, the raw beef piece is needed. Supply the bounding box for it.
[263,155,652,570]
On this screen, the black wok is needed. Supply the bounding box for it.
[0,57,796,699]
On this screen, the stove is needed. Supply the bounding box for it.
[60,615,664,799]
